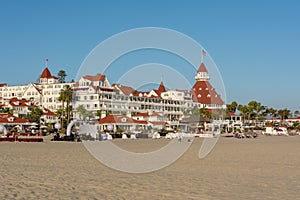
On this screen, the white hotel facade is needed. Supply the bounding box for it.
[72,62,225,127]
[0,63,226,126]
[0,68,75,120]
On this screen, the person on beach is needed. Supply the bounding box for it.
[178,133,182,142]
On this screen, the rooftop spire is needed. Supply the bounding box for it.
[195,63,210,81]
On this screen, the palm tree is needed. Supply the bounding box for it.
[248,101,265,127]
[226,101,238,114]
[66,105,73,124]
[199,107,211,120]
[64,85,73,124]
[58,85,73,134]
[57,70,67,83]
[2,107,13,115]
[96,110,102,119]
[75,105,94,121]
[55,108,63,122]
[268,107,277,120]
[237,104,250,124]
[58,90,66,132]
[76,105,86,120]
[294,110,299,117]
[278,108,291,123]
[28,108,43,123]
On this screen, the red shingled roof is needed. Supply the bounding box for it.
[197,63,208,73]
[83,75,106,82]
[131,91,149,97]
[42,107,55,116]
[113,84,135,96]
[130,82,166,98]
[227,112,238,117]
[40,68,57,79]
[135,112,150,117]
[149,121,168,126]
[154,81,166,96]
[191,81,224,105]
[0,113,31,124]
[99,114,146,125]
[8,98,36,108]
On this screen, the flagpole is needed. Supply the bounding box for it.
[201,50,206,63]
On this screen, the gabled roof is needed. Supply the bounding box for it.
[154,81,166,96]
[8,98,36,108]
[191,81,224,105]
[0,83,7,87]
[0,113,31,124]
[149,121,168,126]
[131,91,149,97]
[40,67,57,79]
[99,114,146,125]
[197,63,208,73]
[135,112,150,117]
[42,107,55,116]
[130,82,166,98]
[83,75,106,82]
[23,83,42,95]
[113,84,135,96]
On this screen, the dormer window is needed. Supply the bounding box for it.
[121,118,127,122]
[8,117,14,122]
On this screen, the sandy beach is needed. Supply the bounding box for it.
[0,136,299,200]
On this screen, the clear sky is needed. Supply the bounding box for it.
[0,0,300,111]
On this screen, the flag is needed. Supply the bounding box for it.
[202,50,206,56]
[46,58,48,62]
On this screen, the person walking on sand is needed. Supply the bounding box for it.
[178,133,182,142]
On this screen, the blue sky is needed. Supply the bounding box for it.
[0,0,300,111]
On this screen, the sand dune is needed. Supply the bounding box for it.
[0,136,299,199]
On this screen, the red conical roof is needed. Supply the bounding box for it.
[40,67,57,79]
[156,81,166,95]
[197,63,208,73]
[191,80,224,105]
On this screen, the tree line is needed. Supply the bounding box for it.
[227,100,299,122]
